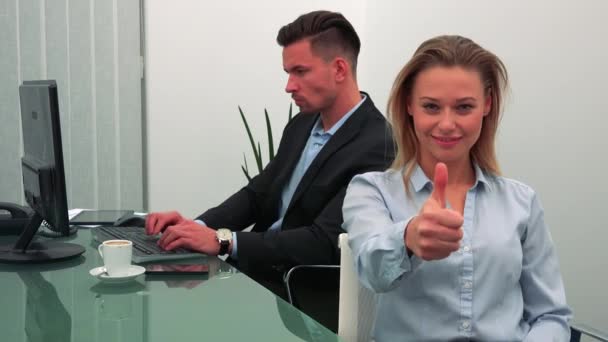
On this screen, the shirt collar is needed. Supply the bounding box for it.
[473,163,493,191]
[310,94,367,137]
[410,162,493,193]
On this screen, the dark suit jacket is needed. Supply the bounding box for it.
[197,93,394,281]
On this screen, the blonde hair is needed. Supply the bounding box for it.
[387,35,508,193]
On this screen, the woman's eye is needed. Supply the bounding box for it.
[422,103,439,112]
[456,104,474,113]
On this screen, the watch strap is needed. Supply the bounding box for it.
[218,240,229,256]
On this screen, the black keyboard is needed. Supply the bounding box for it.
[95,226,201,262]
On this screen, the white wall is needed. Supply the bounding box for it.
[0,0,143,210]
[144,0,365,217]
[145,0,608,332]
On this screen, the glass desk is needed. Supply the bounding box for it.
[0,229,340,342]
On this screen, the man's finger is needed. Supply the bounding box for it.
[164,237,188,251]
[158,225,180,247]
[145,214,157,235]
[430,162,448,208]
[150,214,169,235]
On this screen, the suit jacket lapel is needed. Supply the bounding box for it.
[273,113,318,191]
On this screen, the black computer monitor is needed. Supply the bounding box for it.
[0,80,84,263]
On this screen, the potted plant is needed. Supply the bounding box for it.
[238,104,293,181]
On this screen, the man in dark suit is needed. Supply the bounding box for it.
[146,10,394,298]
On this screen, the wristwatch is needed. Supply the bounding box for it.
[216,228,232,256]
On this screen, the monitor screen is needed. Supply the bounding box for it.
[19,80,69,234]
[0,80,84,263]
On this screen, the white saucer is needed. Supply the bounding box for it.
[89,265,146,284]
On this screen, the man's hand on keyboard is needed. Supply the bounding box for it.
[156,220,222,255]
[145,211,188,235]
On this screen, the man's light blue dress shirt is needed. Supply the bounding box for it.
[342,164,572,341]
[199,96,366,259]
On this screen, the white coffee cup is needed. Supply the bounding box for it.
[98,240,133,277]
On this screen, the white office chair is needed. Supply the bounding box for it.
[338,233,377,342]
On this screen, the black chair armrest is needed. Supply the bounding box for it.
[571,321,608,342]
[283,265,340,332]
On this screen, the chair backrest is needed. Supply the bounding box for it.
[283,264,340,332]
[338,233,377,342]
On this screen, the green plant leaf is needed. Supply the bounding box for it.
[265,108,274,161]
[242,153,249,172]
[241,166,252,182]
[239,106,263,173]
[241,154,252,181]
[256,142,263,173]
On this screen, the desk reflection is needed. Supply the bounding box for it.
[18,272,71,342]
[143,257,233,290]
[275,297,340,342]
[89,281,147,342]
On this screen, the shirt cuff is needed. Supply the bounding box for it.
[385,216,422,280]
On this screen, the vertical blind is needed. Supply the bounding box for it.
[0,0,143,210]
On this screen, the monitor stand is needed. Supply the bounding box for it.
[0,213,85,263]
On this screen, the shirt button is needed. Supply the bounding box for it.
[461,321,471,329]
[463,281,472,289]
[463,245,471,253]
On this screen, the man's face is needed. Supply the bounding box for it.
[282,39,338,114]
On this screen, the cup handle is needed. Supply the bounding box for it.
[98,244,104,259]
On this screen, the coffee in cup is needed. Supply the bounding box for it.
[104,241,131,247]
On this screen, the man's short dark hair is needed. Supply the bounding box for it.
[277,10,361,74]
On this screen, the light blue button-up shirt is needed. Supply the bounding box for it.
[342,164,572,342]
[200,95,366,259]
[268,95,366,232]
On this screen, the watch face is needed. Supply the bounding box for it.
[217,229,232,241]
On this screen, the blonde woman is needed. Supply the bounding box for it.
[342,35,571,341]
